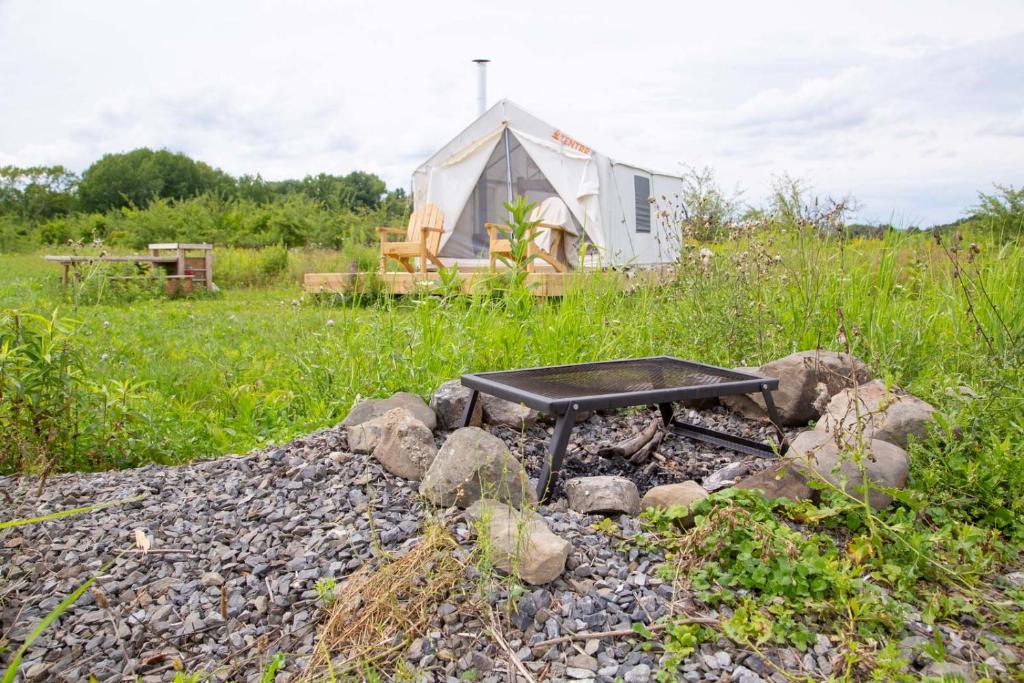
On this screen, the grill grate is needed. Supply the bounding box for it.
[461,357,785,502]
[474,357,752,401]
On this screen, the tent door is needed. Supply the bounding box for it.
[441,130,574,259]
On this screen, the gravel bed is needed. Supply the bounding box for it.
[0,408,1007,682]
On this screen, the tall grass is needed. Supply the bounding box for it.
[214,244,379,287]
[1,227,1021,535]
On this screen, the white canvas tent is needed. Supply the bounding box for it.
[412,100,686,268]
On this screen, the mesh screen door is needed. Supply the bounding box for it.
[443,129,566,258]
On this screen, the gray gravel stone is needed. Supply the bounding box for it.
[1003,571,1024,589]
[623,663,652,683]
[0,406,987,682]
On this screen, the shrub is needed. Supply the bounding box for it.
[259,244,289,278]
[972,184,1024,240]
[0,309,148,475]
[0,214,38,253]
[68,261,169,305]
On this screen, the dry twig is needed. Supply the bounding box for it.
[488,612,537,683]
[531,617,719,648]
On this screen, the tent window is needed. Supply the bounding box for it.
[634,175,651,233]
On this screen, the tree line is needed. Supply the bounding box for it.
[0,148,409,250]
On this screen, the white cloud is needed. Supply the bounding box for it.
[0,0,1022,224]
[981,113,1024,137]
[731,68,872,136]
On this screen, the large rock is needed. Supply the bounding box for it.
[702,461,752,492]
[718,367,765,420]
[480,394,539,429]
[722,351,870,426]
[419,427,536,509]
[372,408,438,480]
[564,476,640,516]
[466,500,569,585]
[639,481,708,527]
[429,380,482,430]
[734,464,813,502]
[342,391,437,431]
[346,412,389,454]
[784,430,908,510]
[814,380,936,449]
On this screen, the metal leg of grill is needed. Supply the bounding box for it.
[462,389,479,428]
[536,402,578,502]
[759,383,788,453]
[658,402,674,426]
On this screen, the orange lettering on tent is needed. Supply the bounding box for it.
[551,130,591,156]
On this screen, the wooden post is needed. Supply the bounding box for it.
[204,247,213,289]
[176,246,186,278]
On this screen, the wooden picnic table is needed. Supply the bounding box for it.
[44,243,216,291]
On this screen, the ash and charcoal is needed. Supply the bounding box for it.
[487,405,794,498]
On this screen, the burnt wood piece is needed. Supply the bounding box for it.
[596,418,660,459]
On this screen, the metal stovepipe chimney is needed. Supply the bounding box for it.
[472,59,490,115]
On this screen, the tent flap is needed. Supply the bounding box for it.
[423,126,504,252]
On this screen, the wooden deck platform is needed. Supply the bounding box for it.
[303,268,669,298]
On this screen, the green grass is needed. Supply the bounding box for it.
[0,230,1020,475]
[2,228,1022,680]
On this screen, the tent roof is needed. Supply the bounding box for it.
[415,99,683,181]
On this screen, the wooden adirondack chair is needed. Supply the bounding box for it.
[485,221,569,273]
[486,197,575,273]
[377,203,445,274]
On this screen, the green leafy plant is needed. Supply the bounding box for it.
[972,183,1024,239]
[643,490,904,675]
[0,308,149,474]
[68,260,168,306]
[259,652,286,682]
[590,517,620,536]
[493,196,540,311]
[634,620,710,681]
[434,262,464,300]
[315,577,337,608]
[258,243,290,279]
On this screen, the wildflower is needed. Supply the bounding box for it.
[291,300,300,306]
[100,353,109,361]
[326,319,335,327]
[102,320,110,329]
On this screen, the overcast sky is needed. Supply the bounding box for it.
[1,0,1022,225]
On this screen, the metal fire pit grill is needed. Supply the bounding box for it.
[460,356,787,501]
